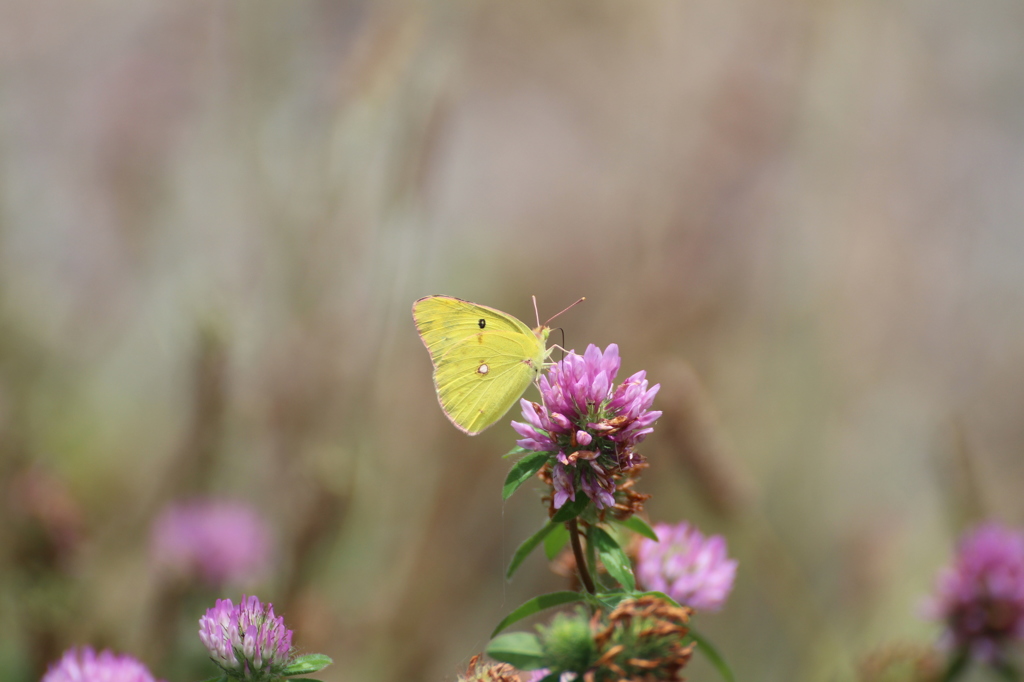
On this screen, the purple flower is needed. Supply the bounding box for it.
[578,466,616,510]
[541,343,622,421]
[511,344,660,512]
[924,523,1024,661]
[199,595,294,679]
[42,647,162,682]
[552,463,576,509]
[636,521,737,611]
[151,499,271,587]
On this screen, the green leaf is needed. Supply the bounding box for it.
[198,676,228,682]
[503,446,532,459]
[503,451,551,500]
[537,674,560,682]
[486,632,546,669]
[589,591,628,610]
[490,591,584,637]
[687,627,735,682]
[589,526,635,591]
[551,494,589,523]
[282,653,333,676]
[634,590,683,608]
[613,516,659,542]
[544,523,570,560]
[507,521,558,579]
[288,679,324,682]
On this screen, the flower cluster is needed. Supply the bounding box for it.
[538,596,693,682]
[151,499,271,587]
[512,344,659,514]
[925,523,1024,662]
[591,596,694,681]
[42,647,162,682]
[198,595,294,680]
[636,521,737,611]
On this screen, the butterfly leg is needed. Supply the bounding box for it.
[543,344,574,367]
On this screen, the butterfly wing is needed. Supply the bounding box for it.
[412,296,546,435]
[434,330,543,434]
[413,296,536,357]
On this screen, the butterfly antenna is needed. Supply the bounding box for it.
[544,297,586,326]
[532,295,541,328]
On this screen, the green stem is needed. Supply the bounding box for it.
[568,518,596,594]
[585,524,600,589]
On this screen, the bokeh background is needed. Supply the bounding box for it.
[3,1,1024,681]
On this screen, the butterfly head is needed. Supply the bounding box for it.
[533,296,583,355]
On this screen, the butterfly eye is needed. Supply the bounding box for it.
[478,318,486,329]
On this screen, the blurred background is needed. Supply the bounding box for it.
[2,1,1024,681]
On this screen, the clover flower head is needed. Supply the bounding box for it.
[924,522,1024,662]
[511,344,659,514]
[590,597,694,681]
[531,597,692,682]
[198,595,294,680]
[152,499,271,587]
[42,647,163,682]
[636,521,737,611]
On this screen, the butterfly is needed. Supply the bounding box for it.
[412,295,583,435]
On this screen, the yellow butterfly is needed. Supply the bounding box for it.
[412,295,583,435]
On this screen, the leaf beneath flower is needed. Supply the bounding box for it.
[612,515,659,542]
[282,653,333,676]
[490,591,584,637]
[585,591,628,611]
[590,526,635,591]
[544,522,570,560]
[503,451,551,500]
[633,590,682,607]
[486,632,547,669]
[507,521,558,579]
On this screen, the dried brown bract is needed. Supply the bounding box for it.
[588,596,695,682]
[460,654,523,682]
